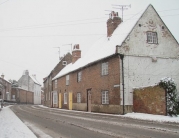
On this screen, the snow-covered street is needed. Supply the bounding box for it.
[0,105,179,138]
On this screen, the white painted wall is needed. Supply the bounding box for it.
[118,5,179,105]
[34,83,41,104]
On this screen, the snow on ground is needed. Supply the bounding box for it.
[0,106,37,138]
[1,105,179,138]
[39,105,179,123]
[125,113,179,123]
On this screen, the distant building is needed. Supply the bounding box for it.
[18,70,41,104]
[0,74,12,101]
[43,53,72,107]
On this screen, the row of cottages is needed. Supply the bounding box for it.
[50,4,179,114]
[43,53,72,107]
[0,74,12,101]
[18,70,41,104]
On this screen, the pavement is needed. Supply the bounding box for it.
[0,106,37,138]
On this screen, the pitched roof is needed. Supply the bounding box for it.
[30,75,41,86]
[0,76,11,84]
[52,5,149,80]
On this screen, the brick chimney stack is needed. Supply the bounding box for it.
[107,11,122,37]
[1,73,4,79]
[72,44,81,64]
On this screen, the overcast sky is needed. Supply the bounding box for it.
[0,0,179,85]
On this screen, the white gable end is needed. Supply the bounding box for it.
[118,5,179,58]
[117,5,179,105]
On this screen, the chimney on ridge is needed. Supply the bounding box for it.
[1,73,4,79]
[72,44,81,64]
[107,11,122,37]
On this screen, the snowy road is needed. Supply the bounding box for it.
[10,105,179,138]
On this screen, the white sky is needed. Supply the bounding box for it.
[0,0,179,85]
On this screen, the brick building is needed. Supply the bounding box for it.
[50,4,179,115]
[0,74,12,101]
[43,53,72,107]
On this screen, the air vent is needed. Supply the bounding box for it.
[62,61,67,65]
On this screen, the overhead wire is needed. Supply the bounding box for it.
[0,7,179,33]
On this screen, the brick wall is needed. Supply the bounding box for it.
[53,55,128,114]
[133,85,166,115]
[11,88,34,104]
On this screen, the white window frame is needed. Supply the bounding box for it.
[55,79,57,89]
[49,92,50,100]
[77,92,81,103]
[101,62,108,76]
[102,90,109,104]
[77,71,82,82]
[147,31,158,44]
[64,92,67,104]
[66,75,69,85]
[53,92,57,104]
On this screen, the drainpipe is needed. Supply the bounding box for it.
[119,53,125,115]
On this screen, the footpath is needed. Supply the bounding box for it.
[0,106,37,138]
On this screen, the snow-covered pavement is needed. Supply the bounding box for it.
[0,106,37,138]
[0,105,179,138]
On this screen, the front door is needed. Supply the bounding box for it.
[59,93,61,108]
[69,92,72,110]
[87,89,91,112]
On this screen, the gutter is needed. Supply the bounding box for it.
[118,53,125,115]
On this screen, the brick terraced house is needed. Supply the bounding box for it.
[0,74,12,101]
[51,4,179,114]
[43,53,72,107]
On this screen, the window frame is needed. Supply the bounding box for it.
[77,71,82,82]
[147,31,158,44]
[55,79,57,89]
[77,92,81,103]
[102,90,109,104]
[64,92,67,104]
[49,92,50,100]
[53,92,57,104]
[66,75,69,85]
[101,62,109,76]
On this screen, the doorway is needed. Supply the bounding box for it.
[87,89,91,112]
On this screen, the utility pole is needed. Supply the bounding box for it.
[112,4,131,21]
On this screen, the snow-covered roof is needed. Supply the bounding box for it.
[0,76,11,84]
[30,75,41,86]
[52,5,148,80]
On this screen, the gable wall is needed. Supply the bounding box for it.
[118,5,179,105]
[43,53,72,107]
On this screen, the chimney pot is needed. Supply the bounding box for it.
[107,11,122,37]
[72,44,81,64]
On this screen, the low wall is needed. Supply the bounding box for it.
[133,85,166,115]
